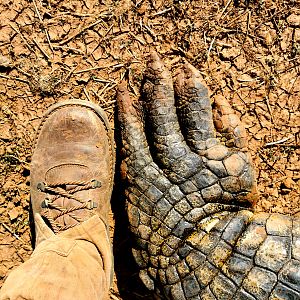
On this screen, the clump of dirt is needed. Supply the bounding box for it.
[0,0,299,299]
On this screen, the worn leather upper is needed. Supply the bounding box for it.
[31,101,114,240]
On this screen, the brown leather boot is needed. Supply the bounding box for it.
[31,100,115,239]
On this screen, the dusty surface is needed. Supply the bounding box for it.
[0,0,299,299]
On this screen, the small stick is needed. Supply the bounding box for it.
[33,38,50,60]
[98,82,111,96]
[104,83,117,94]
[120,71,126,80]
[91,89,104,103]
[32,0,43,22]
[152,8,172,16]
[68,12,95,17]
[110,294,120,300]
[3,154,30,165]
[258,151,285,176]
[207,36,216,61]
[103,105,115,111]
[143,23,156,39]
[129,32,146,45]
[0,74,28,84]
[246,10,251,38]
[53,45,84,54]
[59,19,104,45]
[15,67,32,77]
[83,88,92,101]
[74,66,104,74]
[265,137,293,147]
[103,24,114,37]
[93,77,113,84]
[135,0,144,6]
[219,0,233,20]
[1,222,25,243]
[64,66,77,81]
[32,0,53,53]
[9,24,34,53]
[111,63,125,69]
[102,99,116,106]
[264,95,274,123]
[45,29,54,53]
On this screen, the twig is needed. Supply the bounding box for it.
[111,63,125,69]
[74,66,104,74]
[207,36,216,61]
[1,222,25,243]
[152,8,172,17]
[104,84,117,94]
[59,19,104,45]
[75,63,126,75]
[98,82,111,96]
[32,0,43,22]
[246,10,251,39]
[83,88,92,101]
[264,95,274,123]
[0,74,29,84]
[9,24,34,53]
[104,24,114,37]
[32,0,53,53]
[218,0,233,20]
[102,99,116,106]
[265,136,293,147]
[33,39,50,60]
[2,154,30,165]
[135,0,144,6]
[110,293,121,300]
[143,23,157,40]
[93,77,113,84]
[129,32,146,45]
[91,89,107,104]
[258,151,285,175]
[64,66,78,82]
[45,29,54,52]
[15,67,32,77]
[103,105,116,111]
[53,45,84,54]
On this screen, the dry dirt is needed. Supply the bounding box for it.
[0,0,299,299]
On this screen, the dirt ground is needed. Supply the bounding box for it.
[0,0,299,298]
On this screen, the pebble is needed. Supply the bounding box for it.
[0,55,11,68]
[287,14,300,27]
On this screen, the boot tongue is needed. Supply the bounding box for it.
[45,164,91,185]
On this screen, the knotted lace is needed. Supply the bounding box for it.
[37,180,101,234]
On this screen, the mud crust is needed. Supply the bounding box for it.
[0,1,299,299]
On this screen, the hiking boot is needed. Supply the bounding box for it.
[30,100,115,239]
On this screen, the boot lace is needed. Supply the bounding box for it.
[37,180,101,233]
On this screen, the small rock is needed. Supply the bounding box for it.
[0,55,11,68]
[282,177,295,189]
[280,28,293,51]
[0,123,12,140]
[0,195,5,205]
[264,31,274,46]
[234,56,247,70]
[287,14,300,27]
[8,207,20,221]
[92,47,102,60]
[0,265,8,279]
[220,48,240,60]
